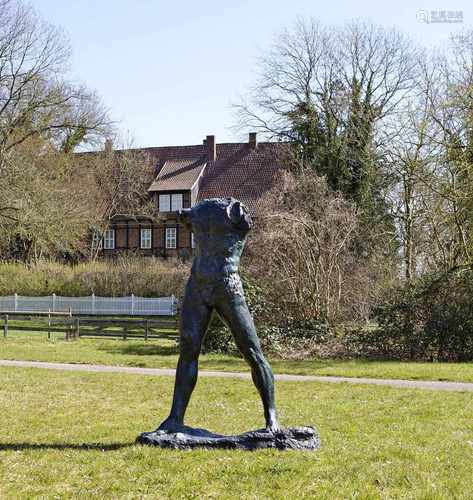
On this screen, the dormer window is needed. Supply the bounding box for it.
[159,193,183,212]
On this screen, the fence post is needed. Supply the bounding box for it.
[75,318,80,339]
[171,295,177,316]
[131,293,135,316]
[52,293,56,313]
[145,319,149,341]
[92,293,96,315]
[66,307,72,341]
[48,309,51,340]
[3,314,8,338]
[14,293,18,312]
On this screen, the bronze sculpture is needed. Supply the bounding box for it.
[159,198,279,433]
[137,198,319,450]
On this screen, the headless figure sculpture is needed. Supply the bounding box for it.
[158,198,280,433]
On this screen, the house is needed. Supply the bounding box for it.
[99,133,288,258]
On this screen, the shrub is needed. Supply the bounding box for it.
[0,256,189,298]
[351,268,473,361]
[201,315,235,354]
[201,273,334,356]
[244,170,395,331]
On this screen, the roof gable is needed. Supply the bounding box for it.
[148,158,206,192]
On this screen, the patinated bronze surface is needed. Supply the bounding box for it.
[138,198,319,450]
[137,426,320,451]
[159,197,279,432]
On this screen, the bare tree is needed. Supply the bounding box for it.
[74,145,157,259]
[0,0,114,258]
[409,31,473,271]
[0,0,111,156]
[247,169,386,323]
[88,149,155,221]
[235,18,419,205]
[0,136,94,261]
[385,63,440,279]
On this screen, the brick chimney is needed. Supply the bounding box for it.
[248,132,257,149]
[206,135,216,162]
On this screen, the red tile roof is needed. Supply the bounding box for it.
[196,143,287,213]
[112,140,290,214]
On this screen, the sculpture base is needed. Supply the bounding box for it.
[136,425,320,451]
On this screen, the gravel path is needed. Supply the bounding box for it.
[1,359,473,392]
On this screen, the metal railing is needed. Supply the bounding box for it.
[0,294,178,316]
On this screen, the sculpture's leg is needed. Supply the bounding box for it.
[158,282,213,432]
[216,295,280,433]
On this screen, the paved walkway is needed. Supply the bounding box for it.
[1,359,473,392]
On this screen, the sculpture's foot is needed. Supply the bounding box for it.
[266,422,282,434]
[265,410,281,434]
[156,417,185,434]
[136,425,320,451]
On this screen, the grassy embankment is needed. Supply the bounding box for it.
[0,259,188,297]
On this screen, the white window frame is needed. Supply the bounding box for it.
[191,232,195,249]
[140,228,152,249]
[165,227,177,249]
[159,193,184,212]
[171,193,183,211]
[159,194,171,212]
[103,229,115,250]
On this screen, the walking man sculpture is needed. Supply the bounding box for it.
[158,197,280,433]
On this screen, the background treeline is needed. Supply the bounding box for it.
[1,2,473,360]
[234,19,473,361]
[0,0,155,263]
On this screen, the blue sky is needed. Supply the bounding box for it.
[33,0,472,148]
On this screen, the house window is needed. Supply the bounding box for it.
[159,193,183,212]
[165,227,177,249]
[103,229,115,249]
[159,194,170,212]
[140,228,152,249]
[171,193,183,211]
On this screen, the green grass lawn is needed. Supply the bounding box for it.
[2,332,473,383]
[0,366,472,498]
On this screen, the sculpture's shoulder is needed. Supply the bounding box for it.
[192,197,245,214]
[191,198,252,234]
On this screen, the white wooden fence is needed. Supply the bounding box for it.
[0,294,177,316]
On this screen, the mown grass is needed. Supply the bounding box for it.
[2,332,473,383]
[0,366,472,498]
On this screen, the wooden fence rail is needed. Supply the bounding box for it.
[1,311,179,341]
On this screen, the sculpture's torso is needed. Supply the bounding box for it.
[192,231,245,279]
[182,198,252,284]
